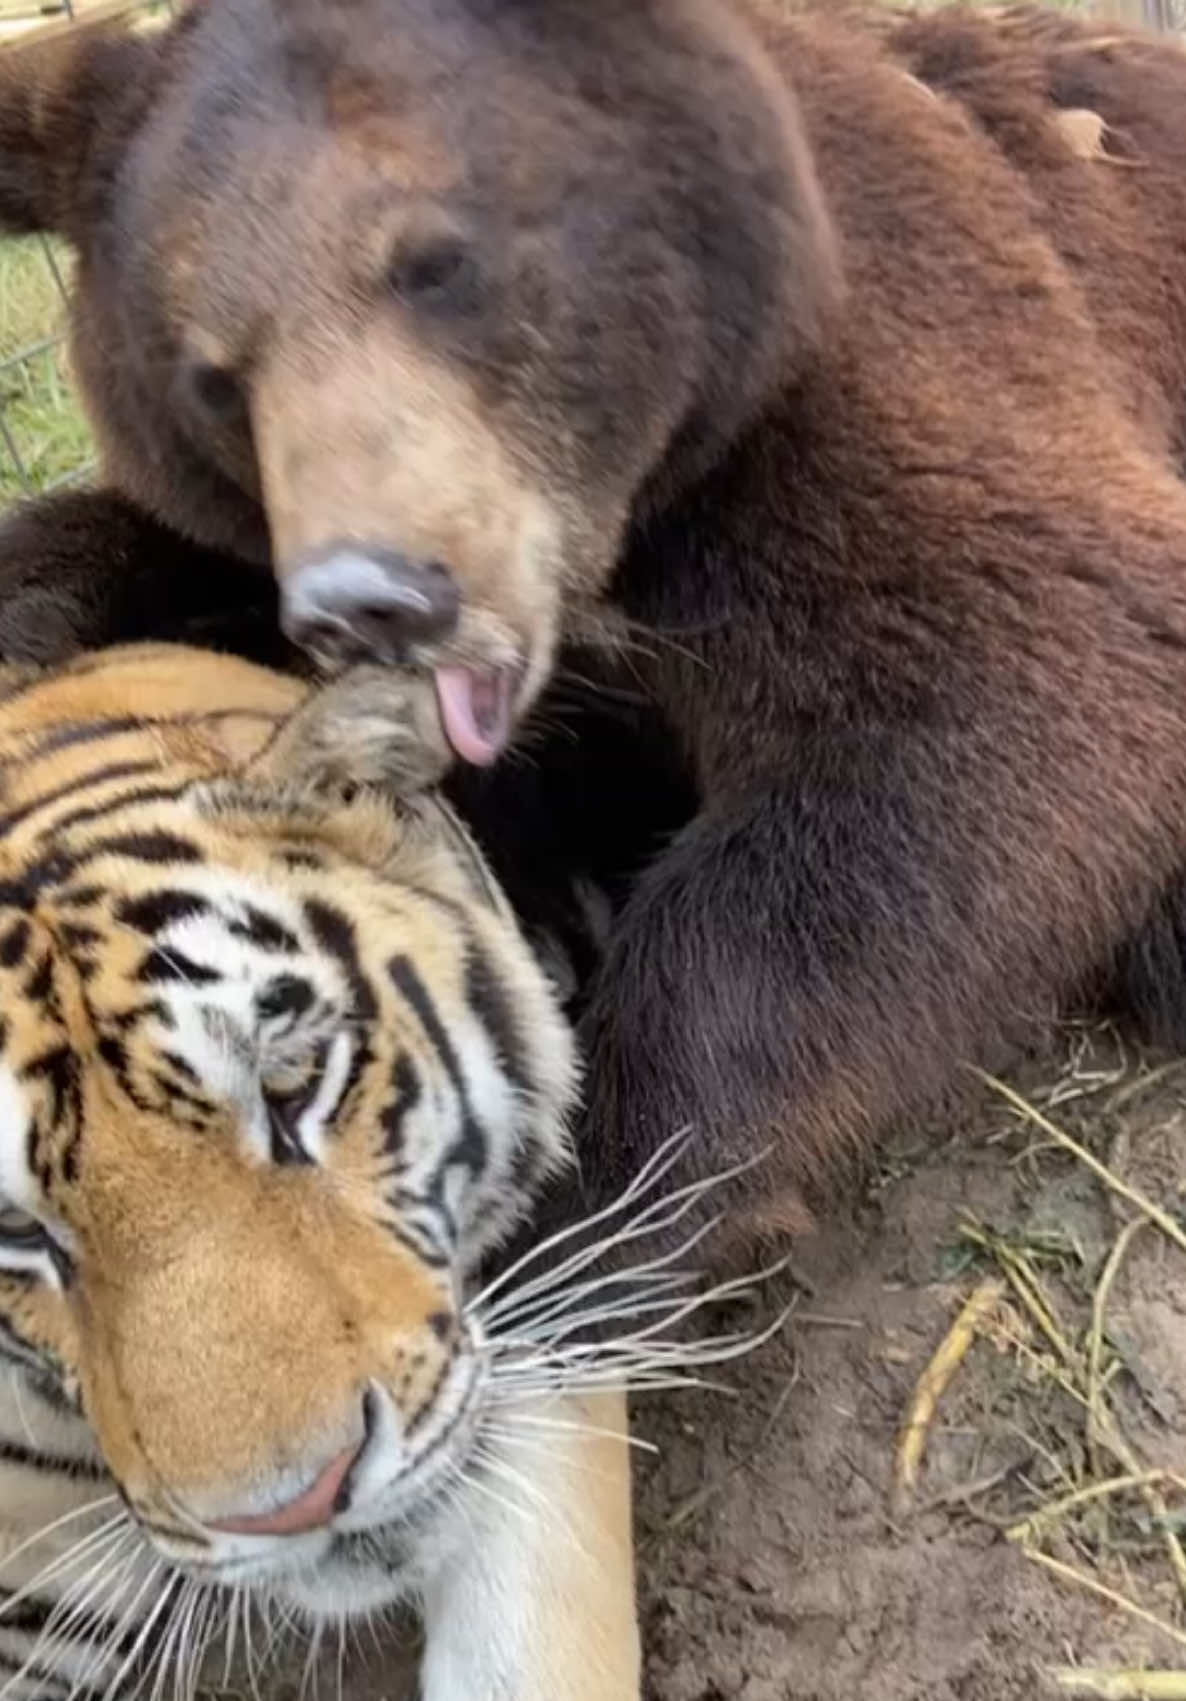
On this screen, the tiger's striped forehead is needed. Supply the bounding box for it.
[0,791,567,1262]
[0,645,577,1402]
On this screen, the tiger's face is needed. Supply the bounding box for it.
[0,646,577,1618]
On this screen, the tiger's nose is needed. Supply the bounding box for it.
[281,544,460,665]
[209,1434,364,1537]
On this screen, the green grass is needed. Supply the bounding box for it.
[0,236,94,506]
[0,0,177,509]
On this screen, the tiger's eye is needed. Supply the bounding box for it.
[0,1203,72,1284]
[0,1203,42,1242]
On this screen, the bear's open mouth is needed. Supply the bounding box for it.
[433,666,516,765]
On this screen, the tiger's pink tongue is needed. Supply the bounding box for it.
[433,667,513,766]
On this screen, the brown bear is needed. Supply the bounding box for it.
[6,0,1186,1251]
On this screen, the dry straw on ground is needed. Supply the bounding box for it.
[890,1068,1186,1696]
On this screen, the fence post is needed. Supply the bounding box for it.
[1093,0,1174,22]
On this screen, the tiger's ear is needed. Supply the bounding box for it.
[243,666,454,798]
[0,27,161,236]
[236,668,510,915]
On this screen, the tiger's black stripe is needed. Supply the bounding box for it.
[0,1437,106,1481]
[25,704,283,761]
[0,1313,58,1379]
[116,891,210,935]
[0,830,203,911]
[389,954,486,1183]
[382,1053,422,1160]
[229,906,301,955]
[54,886,105,910]
[135,948,221,987]
[463,935,533,1097]
[24,952,55,1008]
[0,1644,87,1697]
[58,923,101,955]
[304,901,378,1022]
[88,832,203,867]
[0,920,29,968]
[301,901,378,1127]
[256,975,314,1023]
[0,762,159,839]
[27,716,147,758]
[45,783,192,841]
[382,1193,451,1269]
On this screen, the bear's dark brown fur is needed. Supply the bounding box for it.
[6,2,1186,1248]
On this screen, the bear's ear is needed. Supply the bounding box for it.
[0,27,161,236]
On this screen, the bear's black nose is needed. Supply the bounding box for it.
[281,546,460,665]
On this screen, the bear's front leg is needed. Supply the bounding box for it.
[574,703,1186,1259]
[0,489,291,667]
[418,1388,640,1701]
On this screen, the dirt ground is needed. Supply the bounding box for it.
[254,1024,1186,1701]
[634,1026,1186,1701]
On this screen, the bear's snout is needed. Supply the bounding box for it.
[281,544,460,667]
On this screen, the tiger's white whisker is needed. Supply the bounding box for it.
[6,1533,141,1701]
[494,1260,793,1360]
[471,1446,557,1521]
[479,1208,721,1332]
[483,1413,660,1454]
[181,1585,216,1701]
[168,1591,198,1701]
[456,1465,540,1534]
[531,1248,789,1334]
[0,1514,131,1625]
[464,1126,700,1316]
[95,1558,167,1701]
[146,1579,190,1701]
[479,1425,643,1481]
[0,1495,120,1581]
[43,1553,138,1701]
[470,1446,595,1566]
[241,1586,264,1701]
[491,1296,797,1411]
[473,1189,728,1325]
[46,1527,140,1653]
[471,1151,775,1329]
[490,1285,734,1343]
[482,1258,704,1337]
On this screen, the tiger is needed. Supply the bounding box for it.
[0,639,657,1701]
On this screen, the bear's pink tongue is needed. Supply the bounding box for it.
[433,667,513,766]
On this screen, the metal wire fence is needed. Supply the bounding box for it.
[1144,0,1186,24]
[0,0,173,507]
[0,234,89,501]
[0,0,1180,510]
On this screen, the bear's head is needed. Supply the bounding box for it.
[1,0,840,760]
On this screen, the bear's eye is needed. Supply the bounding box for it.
[388,238,479,310]
[186,361,245,420]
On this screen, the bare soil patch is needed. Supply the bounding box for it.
[637,1029,1186,1701]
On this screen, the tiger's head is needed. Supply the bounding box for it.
[0,644,577,1617]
